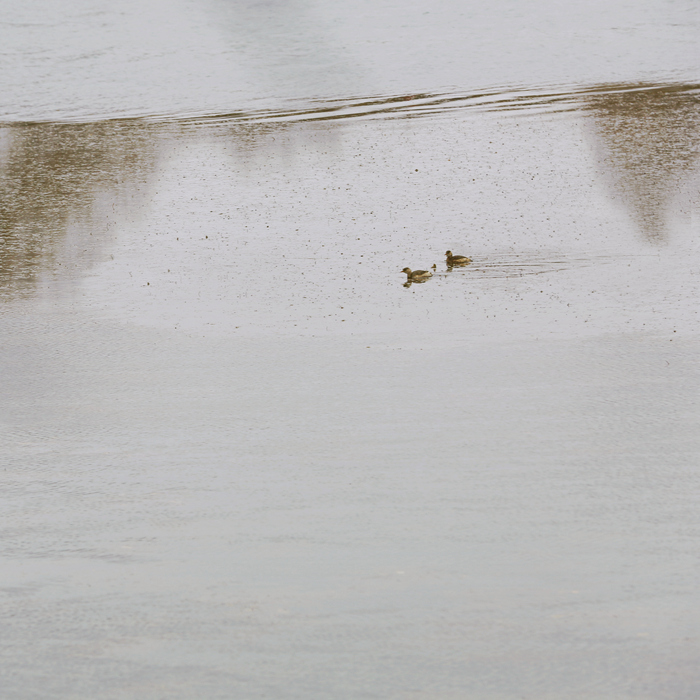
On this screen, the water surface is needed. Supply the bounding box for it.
[1,2,699,699]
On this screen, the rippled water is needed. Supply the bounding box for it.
[1,2,700,699]
[2,0,699,121]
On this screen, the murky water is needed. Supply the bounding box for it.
[1,2,700,698]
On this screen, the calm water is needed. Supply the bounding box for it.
[1,2,700,699]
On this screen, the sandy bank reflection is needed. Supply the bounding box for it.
[0,121,157,299]
[583,83,700,243]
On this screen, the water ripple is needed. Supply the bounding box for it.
[2,81,698,127]
[158,82,700,128]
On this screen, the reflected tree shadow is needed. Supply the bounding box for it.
[0,121,159,299]
[583,83,700,243]
[0,117,299,301]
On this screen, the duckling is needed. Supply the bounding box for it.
[445,250,472,266]
[402,267,433,282]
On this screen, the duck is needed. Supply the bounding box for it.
[445,250,472,266]
[402,267,433,282]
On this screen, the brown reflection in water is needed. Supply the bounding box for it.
[0,121,158,299]
[584,83,700,243]
[0,117,297,300]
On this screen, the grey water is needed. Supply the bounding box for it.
[1,2,700,699]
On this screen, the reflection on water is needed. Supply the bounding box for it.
[585,84,700,242]
[0,122,157,298]
[1,82,698,300]
[0,118,302,300]
[181,81,699,246]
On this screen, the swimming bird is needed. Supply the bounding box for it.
[445,250,472,266]
[402,267,433,282]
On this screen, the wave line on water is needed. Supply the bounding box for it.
[173,81,700,128]
[445,252,651,280]
[2,81,697,127]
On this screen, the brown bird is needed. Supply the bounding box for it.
[445,250,472,266]
[402,267,433,282]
